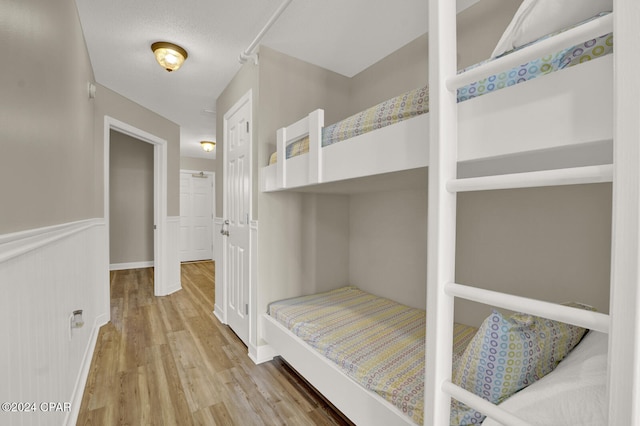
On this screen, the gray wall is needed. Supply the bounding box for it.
[94,83,181,218]
[110,131,154,264]
[1,0,180,234]
[347,0,522,114]
[1,0,96,233]
[349,189,428,309]
[181,156,216,172]
[455,184,612,326]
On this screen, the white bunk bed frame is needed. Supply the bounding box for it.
[427,1,639,426]
[261,17,614,193]
[261,2,640,425]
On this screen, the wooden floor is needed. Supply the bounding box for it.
[77,261,352,425]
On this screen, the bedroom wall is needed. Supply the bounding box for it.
[253,47,352,347]
[109,130,154,266]
[302,194,351,293]
[455,183,612,326]
[347,0,522,114]
[342,0,523,312]
[349,188,428,309]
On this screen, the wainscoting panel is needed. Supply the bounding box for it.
[0,219,109,426]
[165,216,181,295]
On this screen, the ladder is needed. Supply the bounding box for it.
[424,0,640,424]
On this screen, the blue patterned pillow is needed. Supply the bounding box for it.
[451,308,590,424]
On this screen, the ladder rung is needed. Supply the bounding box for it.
[447,164,613,193]
[445,282,610,333]
[443,381,533,426]
[447,13,613,91]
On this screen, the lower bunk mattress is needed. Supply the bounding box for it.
[267,286,478,425]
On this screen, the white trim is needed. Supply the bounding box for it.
[425,0,458,424]
[448,13,613,90]
[213,217,226,323]
[165,216,182,295]
[248,342,277,365]
[448,164,613,193]
[608,2,640,424]
[65,313,108,426]
[0,218,103,263]
[104,116,169,296]
[109,261,155,271]
[446,283,610,333]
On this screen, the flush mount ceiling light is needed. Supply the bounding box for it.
[151,41,188,72]
[200,141,216,152]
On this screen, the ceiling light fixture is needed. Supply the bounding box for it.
[151,41,188,72]
[200,141,216,152]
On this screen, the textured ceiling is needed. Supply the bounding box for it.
[75,0,478,159]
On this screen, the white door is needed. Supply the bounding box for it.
[223,91,252,345]
[179,171,214,262]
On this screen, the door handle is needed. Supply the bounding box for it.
[220,220,230,236]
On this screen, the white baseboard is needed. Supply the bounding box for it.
[109,261,154,271]
[65,314,109,425]
[213,304,226,324]
[248,343,277,365]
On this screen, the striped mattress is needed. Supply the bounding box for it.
[267,286,478,425]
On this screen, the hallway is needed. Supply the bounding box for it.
[77,262,351,425]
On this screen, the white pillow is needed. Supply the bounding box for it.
[481,331,608,426]
[491,0,613,58]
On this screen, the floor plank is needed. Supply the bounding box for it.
[77,261,353,425]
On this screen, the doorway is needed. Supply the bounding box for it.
[179,170,215,262]
[104,116,168,296]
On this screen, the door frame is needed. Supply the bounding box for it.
[104,116,168,296]
[222,89,253,338]
[179,169,216,261]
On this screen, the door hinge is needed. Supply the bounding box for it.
[245,304,249,315]
[246,121,249,133]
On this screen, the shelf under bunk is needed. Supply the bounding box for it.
[261,54,612,194]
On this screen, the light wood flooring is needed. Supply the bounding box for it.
[77,261,353,425]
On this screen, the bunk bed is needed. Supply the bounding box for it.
[260,0,628,424]
[260,11,614,193]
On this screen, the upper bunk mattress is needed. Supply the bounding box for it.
[267,286,478,425]
[268,30,613,165]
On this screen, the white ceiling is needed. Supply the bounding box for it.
[75,0,478,159]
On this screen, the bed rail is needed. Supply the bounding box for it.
[448,12,613,91]
[275,109,324,189]
[447,164,613,192]
[445,283,610,333]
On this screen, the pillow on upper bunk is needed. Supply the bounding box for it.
[451,305,593,424]
[491,0,613,58]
